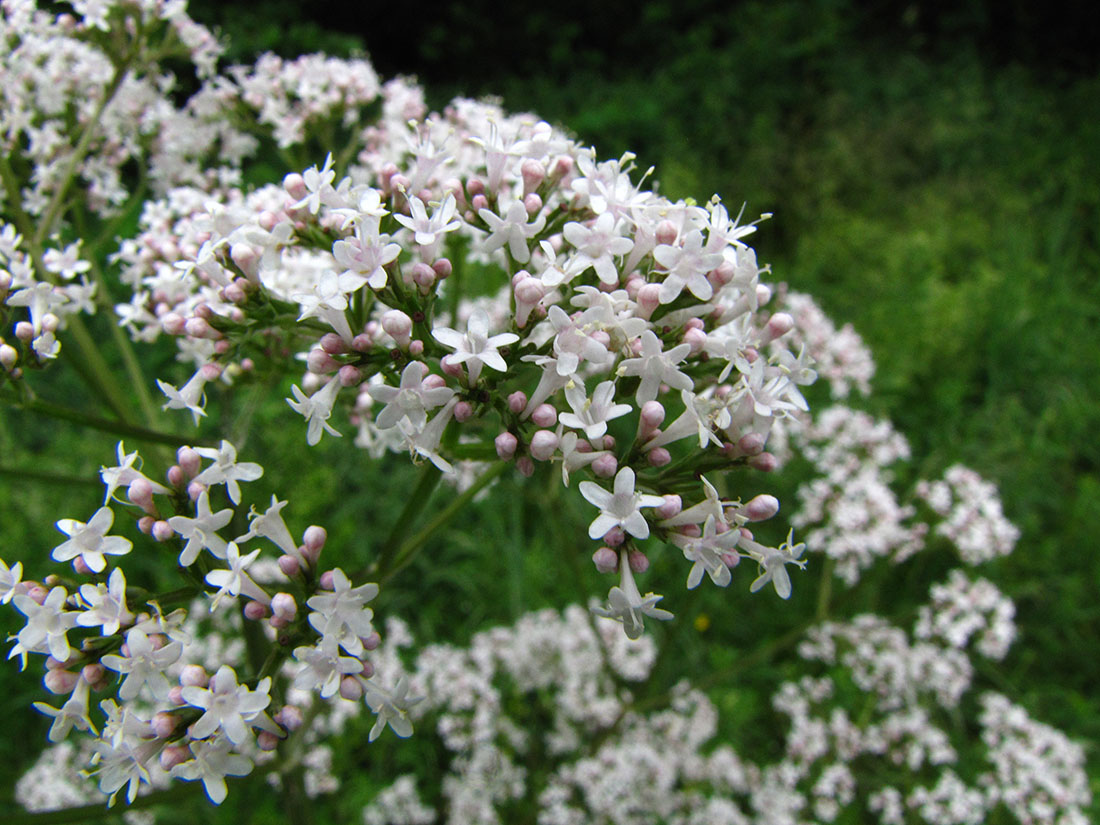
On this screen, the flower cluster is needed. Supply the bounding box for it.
[0,441,405,806]
[114,92,821,634]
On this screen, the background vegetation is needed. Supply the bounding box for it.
[2,0,1097,819]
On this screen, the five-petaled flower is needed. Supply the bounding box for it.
[579,466,664,540]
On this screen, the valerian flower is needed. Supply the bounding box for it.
[365,676,423,741]
[579,466,664,540]
[52,506,132,573]
[592,548,673,640]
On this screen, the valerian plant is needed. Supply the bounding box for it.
[0,2,1089,821]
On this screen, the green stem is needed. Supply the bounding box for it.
[816,556,835,621]
[376,461,508,583]
[368,462,444,578]
[4,782,201,825]
[0,465,101,487]
[1,391,208,448]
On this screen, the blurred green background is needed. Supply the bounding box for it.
[2,0,1097,819]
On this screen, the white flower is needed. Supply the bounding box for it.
[479,200,546,262]
[562,212,634,285]
[236,495,300,559]
[617,330,694,405]
[171,736,254,805]
[293,642,363,698]
[306,567,378,656]
[158,367,213,425]
[675,515,741,589]
[33,675,97,742]
[169,489,234,566]
[100,442,169,504]
[394,193,461,248]
[0,557,23,604]
[76,568,135,636]
[431,307,518,385]
[558,379,632,440]
[52,506,132,573]
[592,548,674,640]
[367,361,455,430]
[193,440,263,505]
[11,586,78,663]
[365,676,423,741]
[182,665,271,746]
[101,626,183,701]
[745,530,807,599]
[286,377,342,445]
[205,542,268,609]
[579,467,664,540]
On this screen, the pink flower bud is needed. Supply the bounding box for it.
[320,333,346,355]
[748,452,778,472]
[161,313,186,335]
[14,321,33,342]
[271,592,297,622]
[432,258,453,279]
[516,456,535,477]
[278,554,301,577]
[529,429,559,461]
[711,260,737,286]
[177,446,201,477]
[352,333,373,352]
[495,432,518,460]
[283,172,307,200]
[168,685,185,706]
[440,354,464,378]
[43,669,79,695]
[160,744,191,770]
[466,178,485,197]
[655,220,679,246]
[683,327,707,354]
[82,663,106,685]
[471,193,489,213]
[72,556,93,576]
[381,309,413,347]
[737,432,766,456]
[257,731,280,751]
[592,547,619,573]
[592,453,618,478]
[244,600,269,620]
[409,339,425,356]
[360,660,375,679]
[524,192,543,215]
[180,664,208,687]
[363,631,381,651]
[762,312,794,344]
[628,548,650,573]
[531,403,557,428]
[302,525,326,554]
[656,494,682,520]
[422,373,446,390]
[307,347,340,374]
[0,344,17,371]
[275,705,304,731]
[640,400,665,431]
[743,494,780,522]
[184,317,213,339]
[603,526,625,547]
[319,570,335,590]
[410,261,436,291]
[138,516,155,534]
[166,465,184,487]
[521,159,545,194]
[339,675,364,701]
[152,711,177,739]
[338,365,362,387]
[453,400,474,422]
[27,585,48,605]
[647,447,671,466]
[152,520,174,542]
[507,391,528,413]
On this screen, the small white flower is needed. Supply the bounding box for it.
[193,440,263,505]
[579,467,664,540]
[365,676,423,741]
[182,665,271,746]
[286,377,342,445]
[432,308,518,385]
[53,506,132,573]
[592,548,673,640]
[169,489,234,566]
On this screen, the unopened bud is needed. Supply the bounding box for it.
[529,430,559,461]
[244,600,268,620]
[453,400,474,422]
[592,453,618,478]
[748,452,778,472]
[495,432,517,460]
[656,494,682,520]
[647,447,671,467]
[628,549,650,573]
[531,403,557,428]
[592,547,619,573]
[43,669,79,695]
[507,391,527,413]
[152,520,174,542]
[257,731,281,751]
[381,309,413,347]
[180,664,208,688]
[339,676,364,701]
[742,494,780,522]
[278,554,301,577]
[516,456,535,477]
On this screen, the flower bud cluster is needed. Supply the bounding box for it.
[0,440,404,806]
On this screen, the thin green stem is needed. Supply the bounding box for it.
[368,462,445,578]
[376,461,508,584]
[4,782,201,825]
[1,391,209,448]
